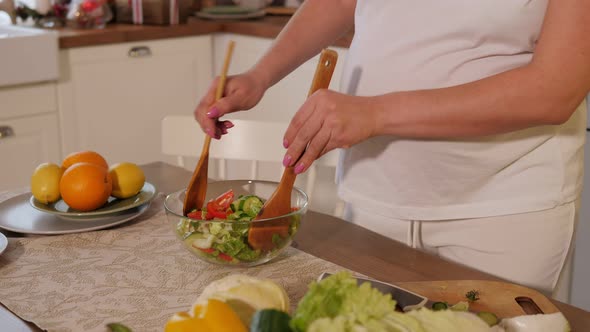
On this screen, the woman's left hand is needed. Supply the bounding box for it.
[282,89,378,174]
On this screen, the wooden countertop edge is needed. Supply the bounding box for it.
[56,16,353,49]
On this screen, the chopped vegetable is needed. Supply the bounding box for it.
[250,309,293,332]
[432,302,449,311]
[106,323,133,332]
[477,311,499,327]
[177,190,299,264]
[290,271,396,332]
[465,289,480,302]
[450,301,470,312]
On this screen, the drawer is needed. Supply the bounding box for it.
[0,82,57,120]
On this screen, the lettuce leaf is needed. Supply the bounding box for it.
[290,271,397,332]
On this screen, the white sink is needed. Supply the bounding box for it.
[0,25,58,87]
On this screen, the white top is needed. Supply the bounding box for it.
[337,0,587,220]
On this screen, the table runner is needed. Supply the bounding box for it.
[0,191,355,332]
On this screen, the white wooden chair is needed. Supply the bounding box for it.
[161,115,345,217]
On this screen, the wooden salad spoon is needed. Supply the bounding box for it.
[183,40,235,216]
[248,49,338,250]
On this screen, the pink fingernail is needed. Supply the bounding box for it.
[283,154,292,167]
[225,121,234,128]
[207,107,220,118]
[206,128,214,137]
[294,163,305,174]
[221,127,228,135]
[283,139,289,148]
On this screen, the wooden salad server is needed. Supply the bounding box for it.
[182,40,235,216]
[248,49,338,250]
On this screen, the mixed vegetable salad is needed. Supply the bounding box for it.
[175,189,300,264]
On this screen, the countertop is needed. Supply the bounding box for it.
[55,16,354,49]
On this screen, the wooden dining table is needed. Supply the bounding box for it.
[1,161,589,331]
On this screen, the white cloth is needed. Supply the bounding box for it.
[337,0,586,220]
[344,200,578,300]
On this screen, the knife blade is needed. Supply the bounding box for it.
[318,272,429,312]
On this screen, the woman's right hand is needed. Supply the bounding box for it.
[194,70,268,139]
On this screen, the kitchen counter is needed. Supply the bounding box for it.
[2,162,589,331]
[56,16,354,49]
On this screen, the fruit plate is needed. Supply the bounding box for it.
[29,182,157,218]
[0,193,151,235]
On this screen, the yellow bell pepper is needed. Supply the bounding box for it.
[164,300,247,332]
[164,312,211,332]
[200,299,248,332]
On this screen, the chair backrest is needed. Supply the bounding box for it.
[161,115,344,217]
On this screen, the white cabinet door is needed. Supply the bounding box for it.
[58,35,213,166]
[0,114,61,191]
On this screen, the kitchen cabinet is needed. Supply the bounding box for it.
[0,82,61,191]
[57,35,213,166]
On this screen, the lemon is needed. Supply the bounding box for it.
[108,162,145,199]
[193,274,290,326]
[31,163,63,204]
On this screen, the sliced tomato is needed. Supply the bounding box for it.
[212,189,234,210]
[187,211,201,219]
[207,201,227,219]
[187,210,213,220]
[199,248,216,254]
[218,252,233,262]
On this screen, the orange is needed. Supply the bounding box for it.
[60,162,113,211]
[62,150,108,171]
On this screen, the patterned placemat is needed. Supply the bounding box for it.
[0,192,355,332]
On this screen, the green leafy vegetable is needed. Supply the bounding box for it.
[465,290,480,302]
[289,271,396,332]
[106,323,133,332]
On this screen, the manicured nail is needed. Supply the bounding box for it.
[294,162,305,174]
[221,127,228,135]
[225,121,234,129]
[283,154,292,167]
[283,139,289,148]
[207,107,220,118]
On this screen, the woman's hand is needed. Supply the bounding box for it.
[194,70,268,139]
[282,89,379,174]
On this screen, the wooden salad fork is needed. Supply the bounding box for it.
[183,40,235,216]
[248,49,338,250]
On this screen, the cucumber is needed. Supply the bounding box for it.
[431,302,449,311]
[250,309,292,332]
[477,311,499,326]
[243,196,264,217]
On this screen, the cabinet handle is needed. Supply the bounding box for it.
[0,126,14,139]
[128,46,152,58]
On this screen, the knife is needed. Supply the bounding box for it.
[318,272,429,312]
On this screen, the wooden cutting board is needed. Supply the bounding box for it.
[395,280,560,318]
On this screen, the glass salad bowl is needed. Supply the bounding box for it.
[164,180,308,267]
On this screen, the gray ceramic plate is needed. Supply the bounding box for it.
[0,193,150,235]
[0,233,7,255]
[29,182,156,218]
